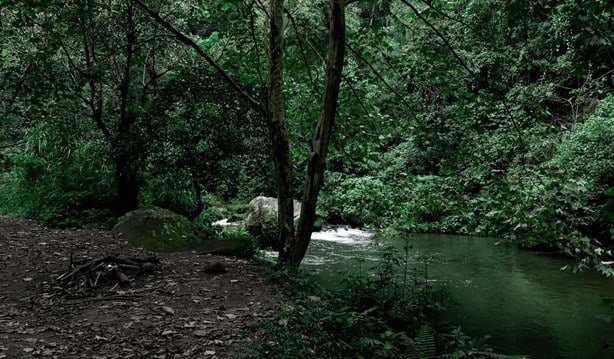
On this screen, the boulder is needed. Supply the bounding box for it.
[245,196,301,249]
[112,207,199,252]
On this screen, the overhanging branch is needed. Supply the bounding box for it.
[418,0,488,43]
[399,0,475,77]
[346,42,410,108]
[284,7,318,95]
[399,0,527,154]
[131,0,264,113]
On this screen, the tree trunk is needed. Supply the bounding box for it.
[133,0,345,267]
[114,151,141,215]
[188,173,204,221]
[267,0,295,260]
[284,0,346,268]
[114,3,140,216]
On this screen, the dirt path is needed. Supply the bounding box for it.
[0,216,279,358]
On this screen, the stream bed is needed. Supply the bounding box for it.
[300,226,614,359]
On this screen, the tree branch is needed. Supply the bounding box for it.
[284,7,318,95]
[399,0,475,77]
[346,42,410,107]
[304,36,372,119]
[131,0,264,113]
[418,0,488,43]
[400,0,527,153]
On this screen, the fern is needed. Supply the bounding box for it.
[467,351,530,359]
[411,324,437,359]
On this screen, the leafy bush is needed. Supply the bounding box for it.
[553,96,614,187]
[139,175,201,219]
[501,168,593,248]
[0,124,115,227]
[319,174,395,227]
[379,139,430,178]
[214,226,258,258]
[551,96,614,240]
[340,244,450,333]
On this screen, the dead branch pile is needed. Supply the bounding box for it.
[52,255,160,297]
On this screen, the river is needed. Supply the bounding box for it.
[300,226,614,359]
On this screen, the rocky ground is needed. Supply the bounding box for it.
[0,216,280,358]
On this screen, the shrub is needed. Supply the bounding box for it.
[552,96,614,189]
[501,168,593,248]
[0,124,115,227]
[551,96,614,240]
[139,175,201,219]
[319,174,395,227]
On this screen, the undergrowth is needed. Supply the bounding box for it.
[239,242,517,358]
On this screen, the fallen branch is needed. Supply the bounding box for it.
[52,255,160,297]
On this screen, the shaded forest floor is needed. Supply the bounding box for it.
[0,216,280,358]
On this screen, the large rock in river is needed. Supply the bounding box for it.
[112,207,199,252]
[245,196,301,249]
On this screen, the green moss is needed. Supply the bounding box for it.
[112,207,201,252]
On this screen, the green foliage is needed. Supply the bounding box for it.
[316,0,613,275]
[213,226,258,258]
[243,244,454,358]
[553,96,614,187]
[552,96,614,242]
[147,66,272,203]
[319,174,395,227]
[0,0,612,277]
[0,123,115,227]
[441,327,489,359]
[339,243,450,335]
[139,176,199,218]
[500,170,592,246]
[0,0,274,227]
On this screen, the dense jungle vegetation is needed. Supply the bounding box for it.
[1,0,611,271]
[0,0,612,356]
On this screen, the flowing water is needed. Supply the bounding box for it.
[300,226,614,359]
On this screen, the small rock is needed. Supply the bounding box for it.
[204,262,226,275]
[162,306,175,315]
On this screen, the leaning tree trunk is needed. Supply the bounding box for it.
[268,0,295,260]
[283,0,346,268]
